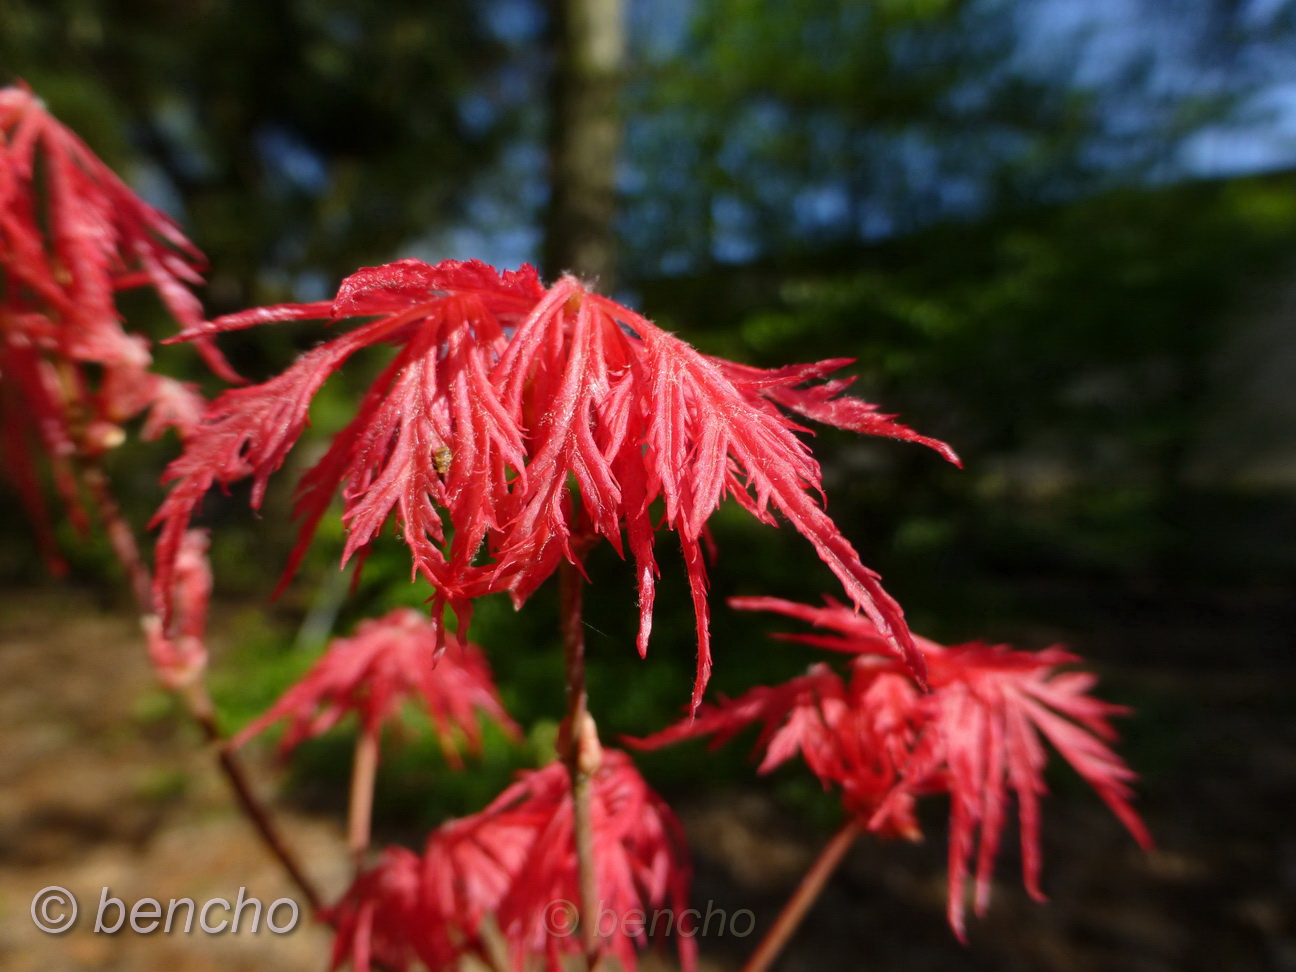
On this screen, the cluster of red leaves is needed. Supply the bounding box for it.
[153,257,957,708]
[326,750,694,972]
[0,84,210,568]
[232,607,520,766]
[631,596,1153,939]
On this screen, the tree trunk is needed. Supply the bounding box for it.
[543,0,625,287]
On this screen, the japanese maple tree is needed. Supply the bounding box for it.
[0,83,1152,972]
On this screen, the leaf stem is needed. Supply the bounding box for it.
[739,818,862,972]
[559,559,602,969]
[347,727,381,868]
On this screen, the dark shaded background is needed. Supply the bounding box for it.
[2,1,1295,969]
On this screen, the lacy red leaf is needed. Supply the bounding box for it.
[634,595,1151,938]
[231,607,519,767]
[154,261,956,705]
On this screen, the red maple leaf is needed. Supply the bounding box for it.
[893,638,1154,938]
[231,607,520,767]
[418,812,537,970]
[635,595,1152,938]
[154,260,955,706]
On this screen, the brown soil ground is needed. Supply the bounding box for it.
[0,591,347,972]
[1,585,1293,971]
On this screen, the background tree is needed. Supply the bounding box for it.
[543,0,626,285]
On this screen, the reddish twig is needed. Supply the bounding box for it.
[80,456,325,914]
[79,461,152,612]
[740,819,862,972]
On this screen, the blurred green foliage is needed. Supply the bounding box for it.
[641,173,1296,589]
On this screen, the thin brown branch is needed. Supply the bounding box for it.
[740,818,862,972]
[79,461,152,613]
[184,681,325,912]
